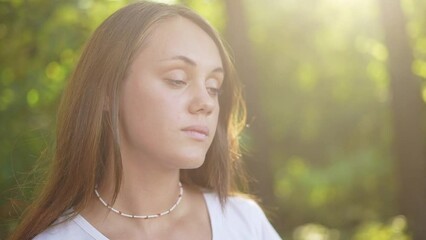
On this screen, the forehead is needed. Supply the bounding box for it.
[136,16,223,68]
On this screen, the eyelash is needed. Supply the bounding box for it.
[166,79,222,97]
[207,87,222,97]
[167,79,187,87]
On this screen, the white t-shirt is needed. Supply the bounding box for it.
[34,192,282,240]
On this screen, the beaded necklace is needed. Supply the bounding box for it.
[94,182,183,219]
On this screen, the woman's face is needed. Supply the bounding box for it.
[118,17,223,170]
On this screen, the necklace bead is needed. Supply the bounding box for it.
[94,182,183,219]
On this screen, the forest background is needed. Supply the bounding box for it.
[1,0,425,239]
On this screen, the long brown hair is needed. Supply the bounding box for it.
[10,1,247,239]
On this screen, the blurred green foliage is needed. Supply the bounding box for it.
[1,0,425,239]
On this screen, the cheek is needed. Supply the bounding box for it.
[120,81,184,139]
[119,81,149,135]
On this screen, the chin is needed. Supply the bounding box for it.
[177,154,206,169]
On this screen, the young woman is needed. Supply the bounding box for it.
[10,1,281,239]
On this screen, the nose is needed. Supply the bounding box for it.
[188,83,215,115]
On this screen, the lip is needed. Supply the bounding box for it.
[181,125,210,140]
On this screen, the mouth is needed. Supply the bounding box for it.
[181,126,209,141]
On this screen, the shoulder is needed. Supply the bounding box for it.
[221,194,266,224]
[226,194,264,215]
[203,192,282,240]
[33,213,106,240]
[225,194,274,230]
[33,215,77,240]
[205,192,267,223]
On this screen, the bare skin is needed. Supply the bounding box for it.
[81,185,211,240]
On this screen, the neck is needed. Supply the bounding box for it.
[96,155,182,218]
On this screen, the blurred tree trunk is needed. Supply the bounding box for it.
[378,1,426,239]
[222,0,276,207]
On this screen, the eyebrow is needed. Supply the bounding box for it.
[161,55,224,74]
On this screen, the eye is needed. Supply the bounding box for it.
[207,87,223,97]
[166,79,187,88]
[206,77,222,97]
